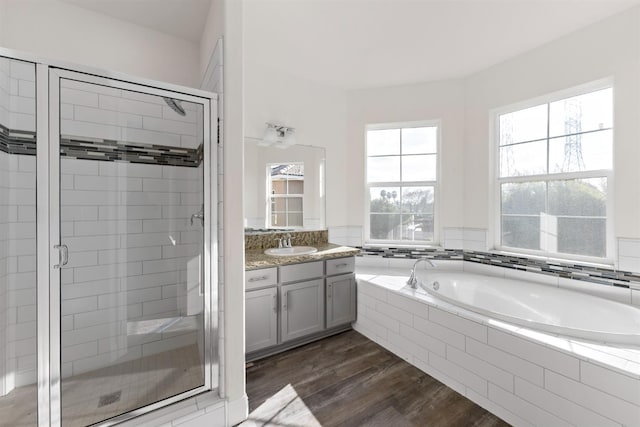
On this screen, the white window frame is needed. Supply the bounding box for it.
[364,120,441,246]
[491,79,615,265]
[267,162,304,229]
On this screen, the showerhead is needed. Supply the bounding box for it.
[163,97,186,116]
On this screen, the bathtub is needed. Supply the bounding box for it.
[355,265,640,426]
[414,271,640,346]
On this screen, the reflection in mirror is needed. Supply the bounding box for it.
[244,139,325,231]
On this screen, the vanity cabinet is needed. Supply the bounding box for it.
[280,279,325,342]
[245,256,356,360]
[245,287,278,352]
[326,273,356,328]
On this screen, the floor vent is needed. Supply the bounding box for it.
[97,391,122,408]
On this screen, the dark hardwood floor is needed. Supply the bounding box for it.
[241,330,510,427]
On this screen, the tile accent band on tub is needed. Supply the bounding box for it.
[0,123,203,167]
[357,246,640,289]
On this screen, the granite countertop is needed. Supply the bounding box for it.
[245,243,361,270]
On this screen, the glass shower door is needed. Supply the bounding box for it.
[50,70,211,426]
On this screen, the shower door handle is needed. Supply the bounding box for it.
[190,205,205,226]
[53,244,69,269]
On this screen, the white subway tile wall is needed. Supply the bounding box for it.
[0,58,37,395]
[60,79,203,149]
[354,276,640,427]
[618,238,640,272]
[328,225,362,247]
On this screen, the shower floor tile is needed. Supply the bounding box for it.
[0,344,203,427]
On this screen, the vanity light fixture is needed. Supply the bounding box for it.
[259,122,296,148]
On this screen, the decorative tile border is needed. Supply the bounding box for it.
[60,136,202,167]
[464,251,640,289]
[357,246,463,260]
[0,123,37,156]
[357,246,640,289]
[0,124,203,167]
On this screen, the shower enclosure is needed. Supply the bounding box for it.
[0,51,218,426]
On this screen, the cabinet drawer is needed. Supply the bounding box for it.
[245,267,278,290]
[280,261,324,284]
[326,257,355,276]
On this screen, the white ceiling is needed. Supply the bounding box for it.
[62,0,212,42]
[61,0,640,90]
[244,0,640,89]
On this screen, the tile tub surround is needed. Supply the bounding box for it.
[354,267,640,427]
[245,243,360,270]
[244,229,329,250]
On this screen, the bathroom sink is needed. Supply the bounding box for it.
[264,246,318,256]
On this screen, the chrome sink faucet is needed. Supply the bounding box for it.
[274,233,293,248]
[407,258,436,289]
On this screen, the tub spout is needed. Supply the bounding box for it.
[407,258,436,289]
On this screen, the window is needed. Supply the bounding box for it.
[496,85,613,261]
[365,122,438,244]
[269,163,304,228]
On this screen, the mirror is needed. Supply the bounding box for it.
[244,139,326,231]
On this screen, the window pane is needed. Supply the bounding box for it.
[370,214,402,240]
[557,217,606,258]
[548,178,606,217]
[499,104,547,145]
[402,154,436,181]
[271,180,286,195]
[272,212,286,226]
[401,214,434,241]
[502,215,541,250]
[548,130,612,173]
[288,197,303,212]
[549,88,613,137]
[288,180,304,194]
[402,127,437,154]
[273,197,286,211]
[367,156,400,182]
[499,140,547,177]
[501,182,545,215]
[401,186,434,214]
[367,129,400,156]
[369,187,400,213]
[287,213,303,227]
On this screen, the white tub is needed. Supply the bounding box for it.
[415,271,640,346]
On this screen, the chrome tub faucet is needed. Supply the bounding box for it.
[407,258,436,289]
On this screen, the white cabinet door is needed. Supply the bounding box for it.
[280,279,324,342]
[326,273,356,329]
[246,287,278,353]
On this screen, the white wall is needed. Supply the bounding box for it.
[200,0,224,81]
[0,1,7,46]
[337,6,640,253]
[464,7,640,242]
[1,0,201,88]
[220,0,247,424]
[346,79,467,234]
